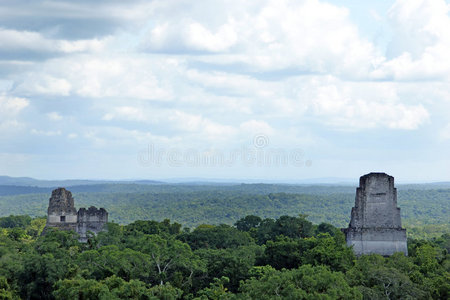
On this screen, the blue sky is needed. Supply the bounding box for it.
[1,0,450,182]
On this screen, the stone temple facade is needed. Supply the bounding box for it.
[44,188,108,242]
[343,173,408,256]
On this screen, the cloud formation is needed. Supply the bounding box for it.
[0,0,449,180]
[0,94,28,132]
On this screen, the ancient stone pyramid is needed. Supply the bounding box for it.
[344,173,408,256]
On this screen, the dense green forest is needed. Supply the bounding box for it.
[0,214,448,299]
[0,183,448,238]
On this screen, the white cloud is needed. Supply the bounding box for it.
[5,0,437,136]
[19,75,72,96]
[102,106,148,122]
[168,110,236,139]
[0,94,28,114]
[145,20,238,53]
[31,129,62,136]
[186,22,238,52]
[302,76,430,130]
[185,69,277,98]
[240,120,275,136]
[47,112,63,121]
[58,38,108,53]
[0,29,47,52]
[177,69,431,131]
[140,0,450,84]
[0,94,29,131]
[98,102,238,145]
[80,126,180,151]
[142,0,379,77]
[13,55,173,100]
[0,28,109,55]
[373,0,450,80]
[3,0,449,181]
[439,123,450,141]
[387,0,450,56]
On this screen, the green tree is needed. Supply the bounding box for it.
[235,215,262,232]
[414,243,442,274]
[125,219,182,236]
[182,224,253,250]
[97,222,123,247]
[250,218,276,245]
[77,246,153,282]
[54,275,184,300]
[26,217,47,238]
[136,234,203,287]
[302,233,355,272]
[240,264,362,299]
[53,277,111,300]
[346,254,427,299]
[194,277,235,300]
[262,236,304,270]
[272,215,314,239]
[0,215,32,229]
[0,276,15,300]
[316,222,339,236]
[195,245,263,292]
[6,228,27,241]
[19,252,73,299]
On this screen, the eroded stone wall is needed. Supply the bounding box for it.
[77,206,108,242]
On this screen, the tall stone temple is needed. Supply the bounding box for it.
[343,173,408,256]
[44,188,108,242]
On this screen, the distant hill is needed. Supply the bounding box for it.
[2,174,450,197]
[0,176,163,188]
[0,185,52,196]
[0,182,359,196]
[2,175,450,188]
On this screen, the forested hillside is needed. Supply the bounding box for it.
[0,214,448,299]
[0,184,448,238]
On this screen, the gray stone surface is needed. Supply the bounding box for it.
[45,188,78,231]
[77,206,108,242]
[44,188,108,241]
[344,173,408,256]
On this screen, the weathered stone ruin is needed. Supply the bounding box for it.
[46,187,78,231]
[77,206,108,241]
[44,188,108,242]
[343,173,408,256]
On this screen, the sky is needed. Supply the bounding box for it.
[1,0,450,182]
